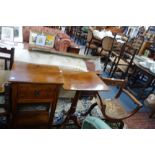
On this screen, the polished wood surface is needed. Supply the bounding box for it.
[62,71,109,91]
[12,61,61,73]
[9,61,63,128]
[61,71,109,128]
[8,61,109,128]
[9,61,63,84]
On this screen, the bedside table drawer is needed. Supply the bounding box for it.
[18,84,57,99]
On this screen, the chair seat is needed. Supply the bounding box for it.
[96,47,109,56]
[109,58,133,74]
[117,59,133,74]
[102,98,129,120]
[86,43,98,49]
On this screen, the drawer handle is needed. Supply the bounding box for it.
[34,90,40,97]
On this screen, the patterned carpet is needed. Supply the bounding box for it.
[54,98,155,129]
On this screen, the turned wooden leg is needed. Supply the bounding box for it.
[81,103,97,117]
[60,91,81,128]
[149,111,155,118]
[84,47,87,55]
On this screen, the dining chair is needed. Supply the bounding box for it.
[104,41,125,75]
[88,77,143,128]
[96,36,115,56]
[95,36,115,71]
[84,29,99,55]
[110,44,138,79]
[0,47,15,128]
[127,36,144,55]
[75,27,88,45]
[0,47,14,70]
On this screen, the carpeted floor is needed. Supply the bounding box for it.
[124,112,155,129]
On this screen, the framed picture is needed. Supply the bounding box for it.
[35,34,46,46]
[45,34,55,48]
[29,30,55,48]
[1,27,14,42]
[29,31,39,45]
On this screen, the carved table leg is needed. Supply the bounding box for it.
[60,91,81,128]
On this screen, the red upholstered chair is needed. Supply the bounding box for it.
[54,33,72,52]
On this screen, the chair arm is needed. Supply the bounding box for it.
[100,77,128,98]
[122,89,143,107]
[100,77,125,87]
[54,38,71,52]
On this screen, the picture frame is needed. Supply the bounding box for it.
[35,34,46,46]
[1,26,14,42]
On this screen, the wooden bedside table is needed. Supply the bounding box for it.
[9,61,63,128]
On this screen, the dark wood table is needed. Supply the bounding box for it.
[61,71,109,128]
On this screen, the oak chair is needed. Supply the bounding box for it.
[74,27,88,45]
[0,47,15,128]
[104,41,125,75]
[0,47,14,70]
[89,77,143,128]
[95,36,115,71]
[96,36,115,56]
[132,36,144,54]
[84,29,99,55]
[110,44,137,79]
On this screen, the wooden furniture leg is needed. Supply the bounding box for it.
[60,91,81,128]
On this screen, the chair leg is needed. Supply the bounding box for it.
[103,58,109,71]
[86,48,90,55]
[110,65,117,78]
[149,111,155,118]
[118,121,124,129]
[81,103,97,117]
[84,47,87,55]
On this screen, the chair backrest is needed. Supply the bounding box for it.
[123,45,137,63]
[87,29,93,42]
[132,36,144,54]
[102,36,115,52]
[0,47,15,70]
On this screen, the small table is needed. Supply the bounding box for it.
[9,61,64,128]
[61,71,109,128]
[128,56,155,99]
